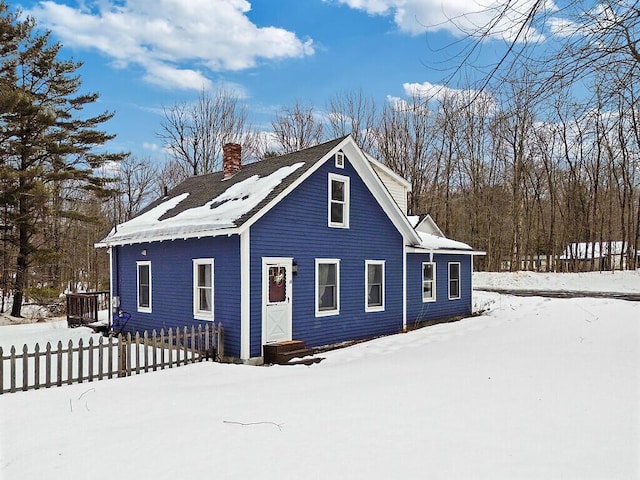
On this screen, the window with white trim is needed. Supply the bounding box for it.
[422,262,436,302]
[315,259,340,316]
[193,259,214,320]
[335,151,345,168]
[328,173,349,228]
[448,262,461,300]
[365,260,385,311]
[137,261,152,313]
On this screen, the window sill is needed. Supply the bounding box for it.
[316,309,340,318]
[365,306,385,313]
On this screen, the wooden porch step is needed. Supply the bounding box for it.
[264,341,320,365]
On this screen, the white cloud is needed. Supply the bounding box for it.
[333,0,554,40]
[28,0,314,91]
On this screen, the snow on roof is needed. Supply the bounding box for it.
[559,241,628,260]
[100,162,305,245]
[415,231,472,251]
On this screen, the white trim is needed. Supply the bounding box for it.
[315,258,340,317]
[365,260,385,312]
[95,227,240,248]
[406,246,484,255]
[422,261,436,302]
[261,257,293,349]
[402,243,407,330]
[448,262,461,300]
[136,261,152,313]
[328,173,350,228]
[240,230,250,360]
[192,258,214,321]
[335,151,345,168]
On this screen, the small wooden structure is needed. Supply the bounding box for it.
[66,291,110,328]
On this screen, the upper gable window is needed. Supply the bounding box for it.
[137,261,152,313]
[328,173,350,228]
[335,152,345,169]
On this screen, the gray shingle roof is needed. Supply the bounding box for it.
[98,136,348,245]
[152,135,347,227]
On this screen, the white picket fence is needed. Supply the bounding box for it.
[0,324,223,394]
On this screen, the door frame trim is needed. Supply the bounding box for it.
[261,257,293,351]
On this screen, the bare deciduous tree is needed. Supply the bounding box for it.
[271,100,324,153]
[158,88,256,179]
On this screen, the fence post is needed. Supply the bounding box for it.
[98,337,104,380]
[118,334,127,377]
[0,346,3,394]
[217,323,224,361]
[152,330,158,371]
[88,338,94,382]
[34,343,40,390]
[10,346,16,393]
[108,336,114,379]
[67,340,73,385]
[78,338,84,384]
[143,331,149,373]
[126,333,132,376]
[56,341,63,387]
[168,329,174,368]
[22,344,28,391]
[45,342,51,389]
[135,332,141,375]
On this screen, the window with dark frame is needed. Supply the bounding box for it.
[366,261,384,310]
[329,174,349,228]
[448,262,460,300]
[422,262,436,302]
[193,259,214,319]
[317,260,339,315]
[137,261,151,312]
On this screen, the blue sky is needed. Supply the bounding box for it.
[15,0,552,161]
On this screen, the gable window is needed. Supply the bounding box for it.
[316,259,340,316]
[448,262,461,300]
[335,151,345,168]
[193,259,214,320]
[137,261,152,313]
[422,262,436,302]
[328,173,349,228]
[365,260,385,311]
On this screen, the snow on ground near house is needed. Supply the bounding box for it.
[474,269,640,293]
[1,287,638,479]
[0,319,101,351]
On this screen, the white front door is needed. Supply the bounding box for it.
[262,258,293,344]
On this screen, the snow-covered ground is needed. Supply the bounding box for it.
[1,273,639,479]
[474,269,640,293]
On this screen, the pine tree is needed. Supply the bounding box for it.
[0,2,126,317]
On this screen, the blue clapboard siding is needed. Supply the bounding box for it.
[405,252,472,328]
[113,236,241,357]
[249,154,405,357]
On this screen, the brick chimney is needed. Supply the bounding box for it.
[223,143,242,178]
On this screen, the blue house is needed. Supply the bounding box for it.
[97,136,482,362]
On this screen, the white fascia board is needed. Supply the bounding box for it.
[95,226,241,248]
[341,141,422,246]
[406,246,486,255]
